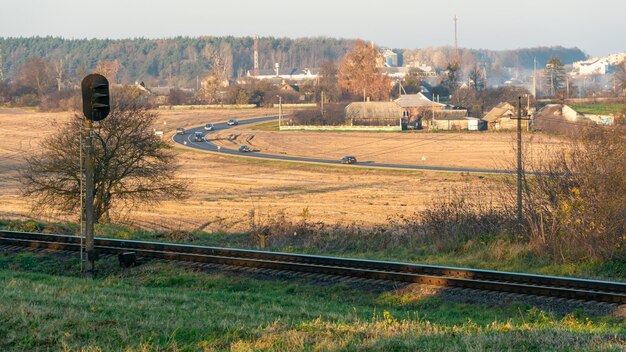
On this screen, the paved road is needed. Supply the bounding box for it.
[172,116,515,174]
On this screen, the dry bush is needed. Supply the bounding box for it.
[417,188,514,251]
[291,104,347,126]
[518,126,626,263]
[246,188,513,254]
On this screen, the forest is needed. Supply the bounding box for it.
[0,36,587,88]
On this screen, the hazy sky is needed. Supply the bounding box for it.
[1,0,623,57]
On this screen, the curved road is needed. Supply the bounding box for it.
[172,116,515,174]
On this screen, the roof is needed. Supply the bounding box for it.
[535,104,585,122]
[394,93,445,108]
[253,67,319,77]
[433,111,470,120]
[483,102,516,122]
[345,102,403,120]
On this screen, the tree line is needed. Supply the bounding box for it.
[0,37,586,88]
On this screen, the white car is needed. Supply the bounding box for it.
[227,119,239,126]
[204,123,215,131]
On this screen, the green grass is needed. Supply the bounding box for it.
[570,104,626,115]
[243,120,280,131]
[0,251,624,351]
[1,219,624,281]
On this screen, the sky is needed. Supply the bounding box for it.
[1,0,623,57]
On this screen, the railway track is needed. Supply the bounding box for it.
[1,230,625,304]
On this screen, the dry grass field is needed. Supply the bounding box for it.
[214,126,564,170]
[0,107,562,232]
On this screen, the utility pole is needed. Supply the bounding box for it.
[0,47,3,81]
[432,98,436,130]
[516,97,522,230]
[321,90,325,117]
[454,15,459,66]
[276,95,282,127]
[513,96,530,232]
[532,57,537,99]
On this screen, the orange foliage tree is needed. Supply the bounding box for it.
[338,40,391,101]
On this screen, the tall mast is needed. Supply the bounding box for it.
[454,15,459,66]
[253,35,259,76]
[532,57,537,98]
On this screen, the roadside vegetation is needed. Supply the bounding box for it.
[0,250,624,351]
[570,104,626,115]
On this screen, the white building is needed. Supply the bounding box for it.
[247,66,319,81]
[573,59,609,75]
[381,49,398,67]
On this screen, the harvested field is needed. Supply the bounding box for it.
[0,108,548,232]
[213,128,565,170]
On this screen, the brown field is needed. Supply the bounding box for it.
[0,108,563,232]
[214,126,564,170]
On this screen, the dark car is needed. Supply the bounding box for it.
[238,145,251,152]
[227,119,239,126]
[204,123,215,131]
[194,131,204,142]
[176,127,185,135]
[340,156,357,164]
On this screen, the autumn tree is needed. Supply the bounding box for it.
[20,91,188,223]
[545,56,566,97]
[338,40,391,101]
[18,57,54,97]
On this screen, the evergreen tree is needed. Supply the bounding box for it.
[545,56,566,97]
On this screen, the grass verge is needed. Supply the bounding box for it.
[1,219,623,281]
[0,251,624,351]
[570,104,626,115]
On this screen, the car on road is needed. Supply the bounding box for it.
[176,127,185,135]
[340,156,357,164]
[227,119,239,126]
[204,123,215,131]
[194,131,204,142]
[238,145,251,153]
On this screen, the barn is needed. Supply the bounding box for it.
[344,102,404,128]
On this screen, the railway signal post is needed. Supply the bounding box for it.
[81,74,110,277]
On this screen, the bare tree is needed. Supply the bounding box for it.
[95,60,122,84]
[18,57,54,97]
[468,65,485,91]
[317,60,341,102]
[441,63,460,94]
[20,91,188,223]
[54,59,66,92]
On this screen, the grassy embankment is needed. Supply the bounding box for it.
[1,248,624,351]
[570,104,626,115]
[1,219,624,281]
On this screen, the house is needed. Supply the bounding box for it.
[344,102,404,127]
[533,104,590,133]
[381,49,398,67]
[247,67,319,82]
[482,102,529,130]
[573,58,609,76]
[431,114,484,131]
[394,93,445,128]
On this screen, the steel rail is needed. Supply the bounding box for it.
[1,230,624,304]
